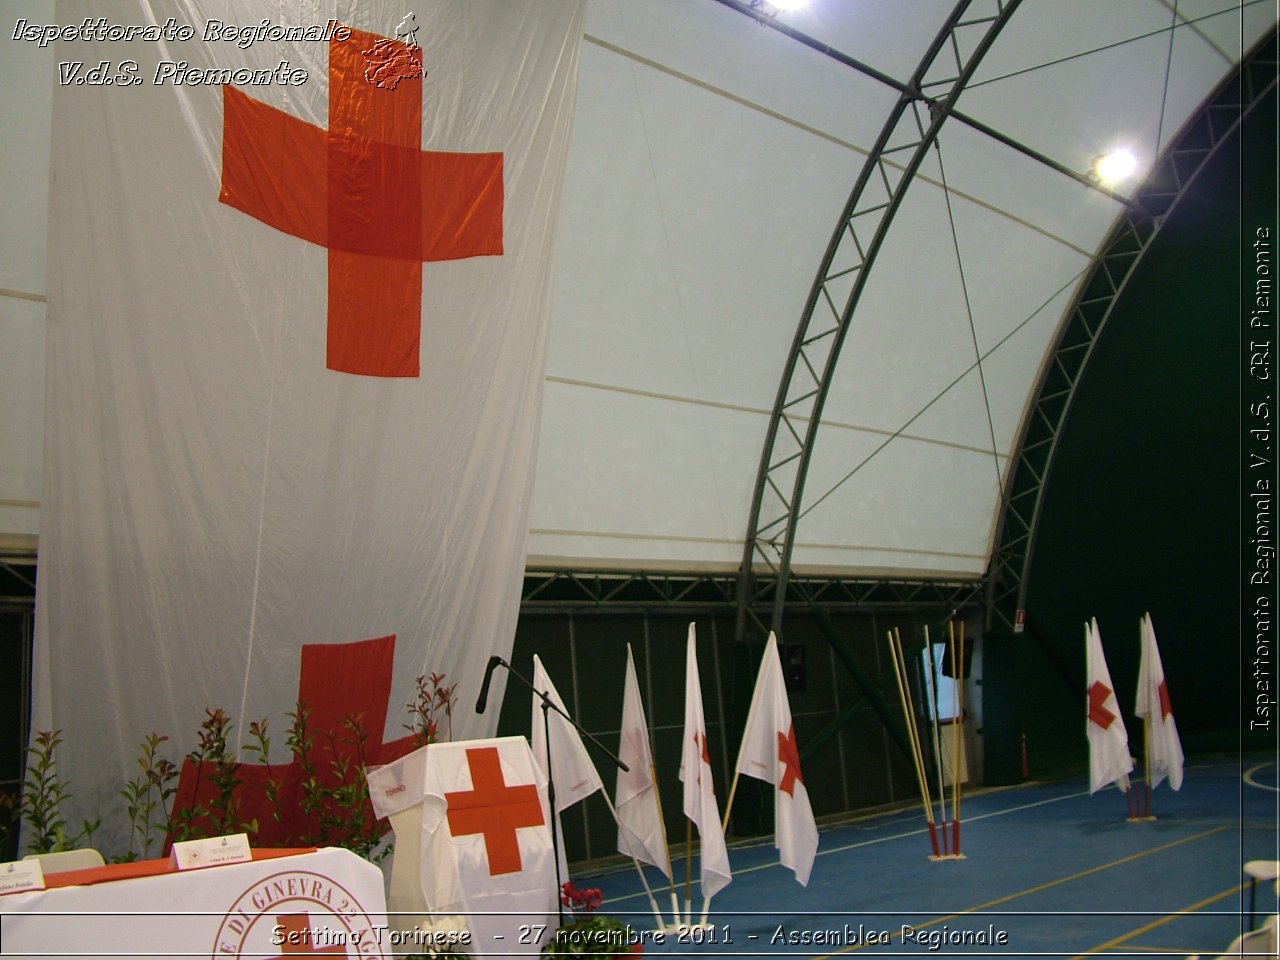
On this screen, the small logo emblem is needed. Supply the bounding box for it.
[362,12,425,90]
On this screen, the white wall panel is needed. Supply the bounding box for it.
[584,0,902,153]
[529,380,766,569]
[0,298,46,539]
[531,0,1270,577]
[1,0,53,542]
[791,426,999,578]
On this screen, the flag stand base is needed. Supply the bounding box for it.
[1126,815,1157,823]
[928,853,968,861]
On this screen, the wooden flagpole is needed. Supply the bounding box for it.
[923,626,950,854]
[650,759,681,923]
[684,820,693,925]
[1141,714,1153,819]
[1140,617,1154,819]
[720,772,741,834]
[600,789,666,925]
[948,620,964,856]
[947,621,959,853]
[887,627,939,856]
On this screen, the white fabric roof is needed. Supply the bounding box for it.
[526,0,1274,577]
[2,0,1273,578]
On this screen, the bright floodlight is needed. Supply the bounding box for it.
[1092,148,1138,185]
[768,0,809,11]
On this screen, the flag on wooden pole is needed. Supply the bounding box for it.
[530,655,603,811]
[679,623,732,899]
[616,644,673,877]
[734,633,819,885]
[1085,618,1134,795]
[1135,613,1184,791]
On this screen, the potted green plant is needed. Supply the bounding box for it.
[543,882,638,958]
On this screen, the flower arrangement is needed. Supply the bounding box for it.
[543,882,635,958]
[0,672,457,864]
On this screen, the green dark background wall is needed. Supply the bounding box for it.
[495,607,971,864]
[1006,84,1277,779]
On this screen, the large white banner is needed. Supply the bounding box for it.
[33,0,585,846]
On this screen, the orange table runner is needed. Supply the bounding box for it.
[42,847,318,889]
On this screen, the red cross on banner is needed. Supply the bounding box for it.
[777,724,803,797]
[446,746,547,876]
[270,913,347,957]
[172,634,418,846]
[1158,679,1173,720]
[1088,681,1116,730]
[220,25,504,378]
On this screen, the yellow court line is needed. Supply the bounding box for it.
[1244,761,1279,792]
[818,825,1229,958]
[1070,882,1246,959]
[1121,948,1228,955]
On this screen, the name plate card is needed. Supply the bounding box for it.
[170,833,252,871]
[0,859,45,895]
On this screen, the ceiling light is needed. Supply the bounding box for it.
[745,0,808,15]
[1090,149,1138,185]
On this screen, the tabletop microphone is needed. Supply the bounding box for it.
[475,655,504,714]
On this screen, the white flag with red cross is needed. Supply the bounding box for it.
[1085,618,1134,795]
[530,655,605,812]
[1135,613,1184,791]
[34,0,586,848]
[735,633,819,885]
[616,644,673,877]
[679,623,732,899]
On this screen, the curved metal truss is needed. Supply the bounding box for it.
[986,27,1279,633]
[733,0,1023,642]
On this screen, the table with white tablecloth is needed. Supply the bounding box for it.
[1,846,389,959]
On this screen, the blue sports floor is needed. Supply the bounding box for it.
[570,758,1279,959]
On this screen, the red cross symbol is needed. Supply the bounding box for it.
[777,724,803,797]
[696,731,711,766]
[1088,681,1116,729]
[691,731,714,791]
[1158,679,1173,720]
[220,25,504,378]
[172,634,418,846]
[446,746,546,876]
[270,913,346,957]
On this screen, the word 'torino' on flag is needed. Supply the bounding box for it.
[1085,618,1134,795]
[1135,613,1184,791]
[735,633,819,885]
[680,623,732,899]
[616,644,673,878]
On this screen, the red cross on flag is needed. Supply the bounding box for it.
[35,0,586,847]
[418,738,557,960]
[679,623,732,900]
[1135,613,1184,791]
[734,633,819,885]
[1085,619,1134,795]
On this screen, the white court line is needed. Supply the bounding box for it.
[597,760,1245,909]
[599,783,1094,907]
